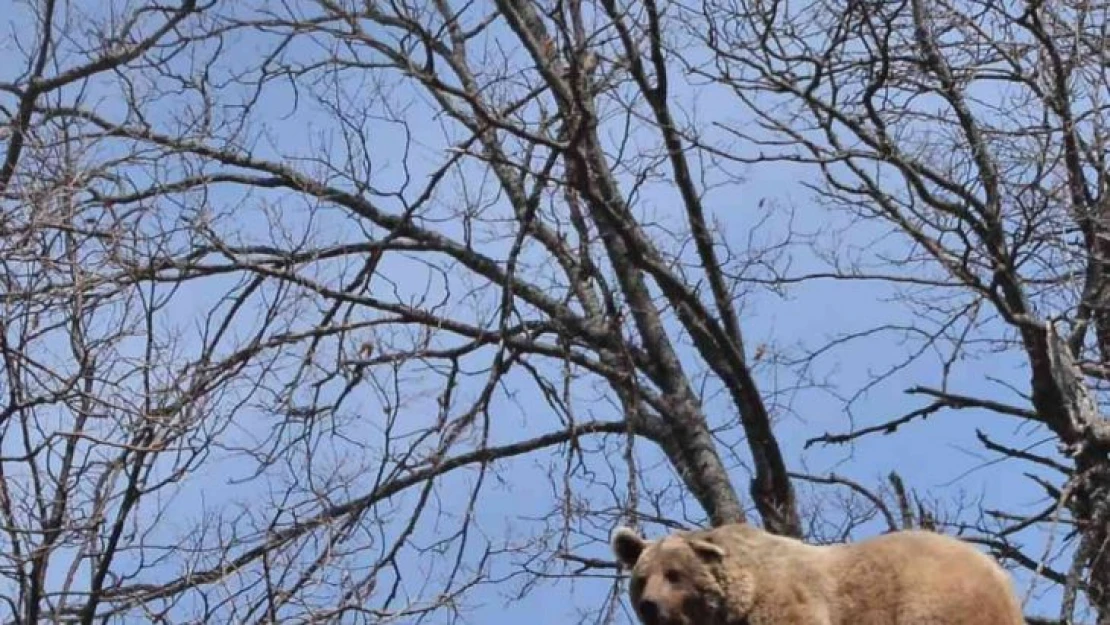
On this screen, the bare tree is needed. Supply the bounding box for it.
[675,0,1110,622]
[0,0,1102,623]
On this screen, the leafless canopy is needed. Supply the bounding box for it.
[0,0,1107,623]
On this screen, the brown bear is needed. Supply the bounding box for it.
[610,522,1024,625]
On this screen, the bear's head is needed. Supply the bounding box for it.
[610,526,753,625]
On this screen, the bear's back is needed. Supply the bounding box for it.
[673,524,1023,625]
[824,530,1024,625]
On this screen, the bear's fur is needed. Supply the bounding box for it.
[610,522,1024,625]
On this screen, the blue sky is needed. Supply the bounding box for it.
[0,1,1076,623]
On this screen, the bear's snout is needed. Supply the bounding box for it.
[637,596,689,625]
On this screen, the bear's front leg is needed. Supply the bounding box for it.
[748,601,833,625]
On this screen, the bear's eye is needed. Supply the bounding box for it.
[664,569,682,584]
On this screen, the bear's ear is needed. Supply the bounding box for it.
[687,538,726,562]
[611,526,648,568]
